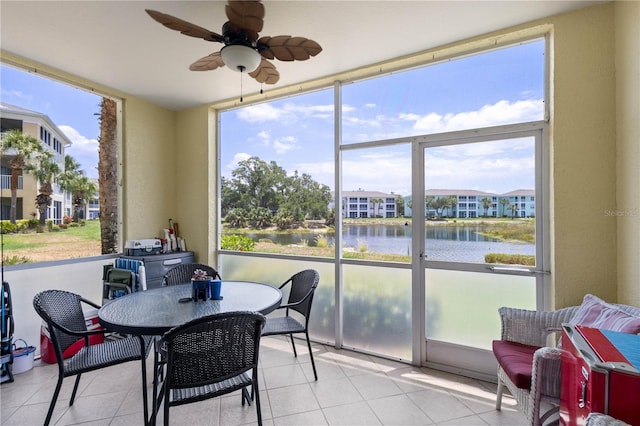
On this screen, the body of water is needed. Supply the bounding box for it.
[242,224,535,263]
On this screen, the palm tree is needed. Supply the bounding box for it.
[508,203,519,219]
[0,129,44,223]
[98,98,119,254]
[500,198,510,218]
[448,196,458,218]
[70,176,98,222]
[371,197,383,218]
[30,150,61,227]
[58,155,95,222]
[481,197,492,217]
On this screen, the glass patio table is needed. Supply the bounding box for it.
[98,281,282,425]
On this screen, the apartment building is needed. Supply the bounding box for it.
[0,102,71,224]
[405,189,535,219]
[331,190,399,218]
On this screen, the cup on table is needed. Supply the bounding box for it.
[208,280,222,300]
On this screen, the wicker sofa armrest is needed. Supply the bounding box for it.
[531,347,562,399]
[527,346,563,425]
[499,306,579,347]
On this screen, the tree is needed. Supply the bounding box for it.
[222,156,330,224]
[508,203,519,219]
[500,198,510,217]
[98,98,118,254]
[30,150,60,227]
[71,176,98,222]
[370,198,384,218]
[427,196,453,219]
[59,155,97,222]
[228,156,286,212]
[395,195,405,217]
[280,171,330,221]
[446,196,458,218]
[0,129,44,223]
[481,197,492,217]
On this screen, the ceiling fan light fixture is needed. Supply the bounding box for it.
[221,45,261,73]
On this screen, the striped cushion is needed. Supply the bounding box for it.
[569,294,640,334]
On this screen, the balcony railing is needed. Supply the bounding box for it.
[0,174,23,190]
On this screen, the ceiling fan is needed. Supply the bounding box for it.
[146,0,322,86]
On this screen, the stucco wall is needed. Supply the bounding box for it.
[548,4,618,308]
[174,105,215,265]
[121,97,177,242]
[615,0,640,307]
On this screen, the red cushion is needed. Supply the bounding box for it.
[492,340,541,389]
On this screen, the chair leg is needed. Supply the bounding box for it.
[305,331,318,381]
[288,333,298,357]
[496,377,504,410]
[139,337,149,426]
[70,374,82,405]
[152,344,162,425]
[163,383,171,426]
[242,387,252,406]
[253,371,262,426]
[44,375,64,426]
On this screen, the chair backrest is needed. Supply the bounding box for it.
[162,311,265,388]
[284,269,319,318]
[162,263,221,286]
[33,290,88,359]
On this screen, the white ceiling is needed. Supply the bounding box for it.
[1,1,601,111]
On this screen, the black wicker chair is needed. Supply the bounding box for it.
[261,269,320,380]
[154,311,266,426]
[33,290,153,426]
[161,263,221,286]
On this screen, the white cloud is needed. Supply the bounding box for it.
[342,149,413,196]
[223,152,252,176]
[411,99,543,133]
[272,136,298,155]
[236,102,337,124]
[237,104,283,122]
[1,88,33,102]
[59,125,99,179]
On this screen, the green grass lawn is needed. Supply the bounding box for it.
[2,219,101,263]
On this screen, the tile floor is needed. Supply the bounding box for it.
[1,336,527,425]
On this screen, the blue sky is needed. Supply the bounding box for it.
[221,39,544,196]
[1,39,543,193]
[1,64,102,179]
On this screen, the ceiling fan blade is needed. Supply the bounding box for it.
[249,59,280,84]
[258,36,322,61]
[146,9,224,43]
[225,1,264,40]
[189,52,226,71]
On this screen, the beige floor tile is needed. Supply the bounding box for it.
[273,409,328,425]
[438,414,491,425]
[267,383,321,419]
[2,400,67,426]
[263,363,309,389]
[407,387,476,423]
[368,394,434,425]
[349,372,403,400]
[56,391,128,425]
[322,400,382,425]
[309,377,363,408]
[478,405,528,425]
[1,341,514,426]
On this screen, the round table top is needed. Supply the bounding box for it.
[98,281,282,335]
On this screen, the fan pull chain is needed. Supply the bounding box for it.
[240,70,244,103]
[260,83,264,95]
